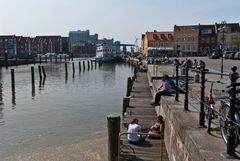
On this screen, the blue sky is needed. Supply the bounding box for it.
[0,0,239,44]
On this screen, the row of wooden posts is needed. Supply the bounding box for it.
[10,65,46,90]
[64,60,101,77]
[10,60,102,89]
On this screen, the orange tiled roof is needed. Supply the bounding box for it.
[146,31,174,42]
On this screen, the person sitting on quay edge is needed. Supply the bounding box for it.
[127,118,147,144]
[151,74,172,106]
[148,115,165,139]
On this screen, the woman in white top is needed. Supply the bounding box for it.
[127,118,146,144]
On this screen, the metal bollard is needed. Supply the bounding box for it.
[199,61,207,127]
[184,67,189,111]
[174,59,180,102]
[225,66,239,157]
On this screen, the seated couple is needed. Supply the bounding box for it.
[127,116,164,144]
[151,74,175,106]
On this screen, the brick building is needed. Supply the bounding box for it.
[142,31,174,57]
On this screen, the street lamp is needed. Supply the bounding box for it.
[218,20,227,78]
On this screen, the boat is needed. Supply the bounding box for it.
[95,43,122,62]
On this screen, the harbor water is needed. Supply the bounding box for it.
[0,59,134,160]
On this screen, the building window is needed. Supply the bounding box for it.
[182,45,185,50]
[187,35,191,42]
[187,45,191,51]
[177,36,180,42]
[168,34,172,39]
[201,38,205,43]
[182,35,186,41]
[192,45,196,51]
[206,38,210,43]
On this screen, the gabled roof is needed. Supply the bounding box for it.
[145,31,174,41]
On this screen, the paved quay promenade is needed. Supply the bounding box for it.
[146,62,240,161]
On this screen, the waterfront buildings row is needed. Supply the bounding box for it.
[141,22,240,57]
[0,35,69,59]
[0,30,119,59]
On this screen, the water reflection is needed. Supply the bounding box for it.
[0,107,4,125]
[102,63,116,86]
[0,62,133,160]
[32,82,35,99]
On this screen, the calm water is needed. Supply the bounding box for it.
[0,59,133,159]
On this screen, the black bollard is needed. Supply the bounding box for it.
[199,61,206,127]
[31,66,35,85]
[225,66,239,157]
[184,67,189,111]
[107,114,120,161]
[60,55,62,62]
[11,69,15,89]
[38,65,42,80]
[174,59,180,102]
[41,66,46,78]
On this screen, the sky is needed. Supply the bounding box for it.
[0,0,240,44]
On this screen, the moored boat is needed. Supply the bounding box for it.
[95,43,122,62]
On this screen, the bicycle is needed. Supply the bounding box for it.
[219,82,240,148]
[205,80,225,134]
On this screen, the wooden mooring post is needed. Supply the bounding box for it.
[72,62,75,77]
[11,69,15,89]
[79,61,81,73]
[122,96,130,116]
[87,60,90,70]
[107,114,120,161]
[41,66,46,78]
[83,61,86,71]
[65,63,68,77]
[126,77,132,97]
[31,66,35,85]
[38,65,42,80]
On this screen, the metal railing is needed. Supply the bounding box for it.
[173,59,240,158]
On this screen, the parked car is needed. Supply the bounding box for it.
[223,51,235,59]
[208,51,221,59]
[234,52,240,60]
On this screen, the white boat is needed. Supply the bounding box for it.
[95,43,122,62]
